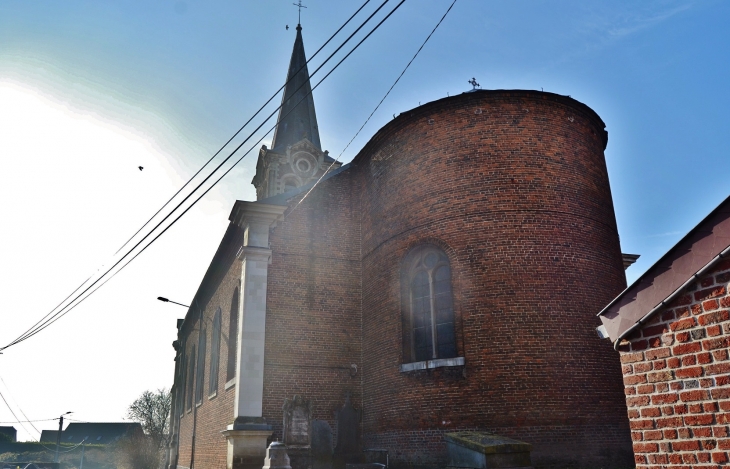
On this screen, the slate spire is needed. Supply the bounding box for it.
[270,24,321,153]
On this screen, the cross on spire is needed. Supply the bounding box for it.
[293,1,307,24]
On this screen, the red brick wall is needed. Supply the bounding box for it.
[352,91,632,468]
[176,225,245,469]
[174,90,634,469]
[263,170,363,442]
[619,259,730,468]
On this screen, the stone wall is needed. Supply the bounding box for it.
[619,259,730,467]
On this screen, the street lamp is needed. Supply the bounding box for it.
[54,411,73,462]
[157,297,190,308]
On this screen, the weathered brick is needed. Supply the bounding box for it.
[671,317,698,331]
[707,363,730,375]
[656,416,684,428]
[699,310,730,326]
[680,389,710,402]
[674,342,702,355]
[685,414,715,426]
[672,439,700,451]
[651,393,678,405]
[645,347,671,360]
[633,442,658,453]
[630,419,654,430]
[648,371,674,382]
[696,285,727,302]
[705,336,730,350]
[621,351,645,364]
[676,366,703,378]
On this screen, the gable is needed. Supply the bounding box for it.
[599,195,730,344]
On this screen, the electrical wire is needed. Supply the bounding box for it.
[296,0,458,209]
[13,0,409,345]
[1,0,407,351]
[3,0,385,352]
[112,0,375,257]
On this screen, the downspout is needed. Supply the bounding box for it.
[612,244,730,350]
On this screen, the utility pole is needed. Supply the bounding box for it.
[79,438,87,469]
[54,411,72,463]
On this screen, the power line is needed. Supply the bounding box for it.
[4,0,397,349]
[3,0,386,352]
[1,0,407,351]
[296,0,458,208]
[112,0,376,257]
[12,0,409,346]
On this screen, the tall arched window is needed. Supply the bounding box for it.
[226,288,239,382]
[186,345,195,411]
[195,328,206,405]
[402,246,456,362]
[209,308,222,396]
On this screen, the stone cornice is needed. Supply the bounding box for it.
[229,201,287,228]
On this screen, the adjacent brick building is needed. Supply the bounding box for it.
[599,195,730,468]
[168,23,633,469]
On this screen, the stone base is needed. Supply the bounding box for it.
[222,425,273,469]
[445,432,532,469]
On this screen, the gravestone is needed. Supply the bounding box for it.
[333,393,362,469]
[263,442,292,469]
[311,420,333,469]
[283,395,313,469]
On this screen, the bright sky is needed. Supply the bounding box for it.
[0,0,728,442]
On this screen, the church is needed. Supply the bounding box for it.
[166,23,634,469]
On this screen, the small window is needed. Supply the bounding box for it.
[209,308,222,396]
[284,180,298,192]
[226,288,239,382]
[96,436,102,441]
[402,246,457,362]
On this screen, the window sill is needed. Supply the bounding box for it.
[208,390,217,401]
[400,357,465,372]
[225,378,236,390]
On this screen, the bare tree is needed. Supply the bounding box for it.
[126,388,171,450]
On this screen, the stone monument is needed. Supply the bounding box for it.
[444,432,533,469]
[283,395,313,469]
[333,393,361,469]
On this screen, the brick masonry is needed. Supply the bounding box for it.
[173,90,634,469]
[353,91,631,468]
[619,259,730,468]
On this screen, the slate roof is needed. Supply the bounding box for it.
[270,24,321,153]
[39,422,143,444]
[0,426,16,442]
[598,194,730,344]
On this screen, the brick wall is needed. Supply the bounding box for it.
[263,170,363,442]
[352,90,632,469]
[619,259,730,468]
[176,224,245,469]
[173,90,635,469]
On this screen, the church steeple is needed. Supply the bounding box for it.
[252,24,339,201]
[270,24,321,153]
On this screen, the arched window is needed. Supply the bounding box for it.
[226,288,239,382]
[186,345,195,411]
[195,328,206,405]
[209,308,222,396]
[402,246,456,362]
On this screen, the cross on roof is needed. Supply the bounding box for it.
[293,1,307,24]
[468,78,480,90]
